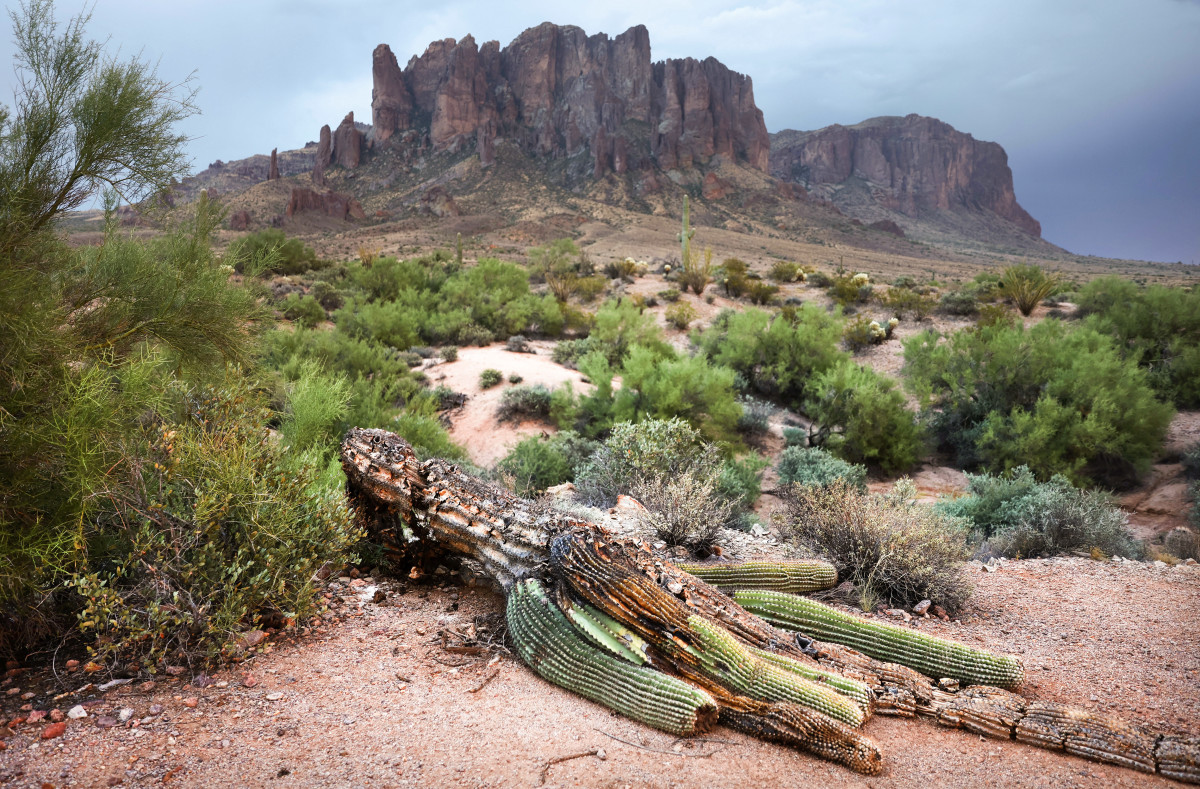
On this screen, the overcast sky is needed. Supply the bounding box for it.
[5,0,1198,262]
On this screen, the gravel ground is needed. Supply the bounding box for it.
[2,555,1197,788]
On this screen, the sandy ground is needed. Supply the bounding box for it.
[2,550,1197,789]
[424,344,594,467]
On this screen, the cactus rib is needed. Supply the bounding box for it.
[749,646,873,714]
[735,590,1025,690]
[675,560,837,594]
[506,579,718,736]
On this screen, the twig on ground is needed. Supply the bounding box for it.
[592,728,728,758]
[468,668,500,693]
[539,749,599,785]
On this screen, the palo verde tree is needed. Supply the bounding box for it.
[0,0,299,653]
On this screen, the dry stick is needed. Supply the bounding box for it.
[539,749,599,786]
[469,668,500,693]
[592,728,728,758]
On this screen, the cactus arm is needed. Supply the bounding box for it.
[674,560,837,594]
[507,579,718,736]
[734,590,1025,690]
[749,646,873,713]
[556,592,653,666]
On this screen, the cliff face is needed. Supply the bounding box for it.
[358,22,768,178]
[771,115,1040,236]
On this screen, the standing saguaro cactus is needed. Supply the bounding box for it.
[678,194,695,270]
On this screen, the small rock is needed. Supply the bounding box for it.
[42,721,67,739]
[27,710,47,724]
[242,675,258,688]
[137,681,156,693]
[49,708,65,723]
[96,716,118,729]
[372,590,387,604]
[182,697,199,708]
[4,687,19,696]
[666,581,685,595]
[238,630,268,650]
[215,680,229,688]
[148,705,164,716]
[1153,560,1168,568]
[981,563,998,573]
[938,678,960,691]
[118,708,134,722]
[1185,558,1197,566]
[65,659,80,670]
[596,748,607,761]
[349,578,366,589]
[67,705,87,719]
[912,600,932,616]
[265,692,284,701]
[193,673,214,688]
[164,665,186,677]
[932,604,950,620]
[885,609,908,620]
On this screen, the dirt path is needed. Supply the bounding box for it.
[2,554,1197,788]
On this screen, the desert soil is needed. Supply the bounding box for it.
[2,534,1198,789]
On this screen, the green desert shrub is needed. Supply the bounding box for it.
[230,228,321,276]
[695,306,845,406]
[308,280,343,311]
[479,368,504,389]
[665,300,698,330]
[497,384,554,422]
[278,362,352,455]
[1076,277,1200,407]
[936,467,1139,558]
[736,396,773,436]
[630,470,736,552]
[842,315,895,351]
[779,480,972,612]
[1164,527,1199,562]
[717,454,770,509]
[495,431,598,497]
[281,293,326,329]
[658,288,681,303]
[1183,443,1200,481]
[73,375,359,666]
[904,319,1173,485]
[334,296,422,350]
[782,426,806,447]
[938,289,980,316]
[769,260,803,283]
[506,334,533,353]
[776,447,867,492]
[881,287,936,321]
[392,411,468,462]
[827,270,873,309]
[806,361,922,474]
[440,345,459,363]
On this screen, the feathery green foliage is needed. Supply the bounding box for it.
[776,447,867,492]
[806,361,922,474]
[903,319,1173,485]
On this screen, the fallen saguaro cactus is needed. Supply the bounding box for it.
[341,428,1199,782]
[734,590,1026,690]
[674,559,837,593]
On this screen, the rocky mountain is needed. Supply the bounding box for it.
[770,115,1041,238]
[336,22,768,181]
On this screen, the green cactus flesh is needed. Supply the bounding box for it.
[507,579,718,736]
[684,614,866,728]
[675,560,837,594]
[558,594,653,666]
[734,590,1025,690]
[748,646,873,713]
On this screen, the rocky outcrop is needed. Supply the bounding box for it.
[286,187,365,221]
[268,148,280,181]
[770,115,1040,236]
[333,112,363,170]
[418,186,459,217]
[326,23,767,181]
[228,210,251,231]
[313,125,331,186]
[371,44,413,143]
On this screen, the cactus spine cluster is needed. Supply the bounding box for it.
[675,560,837,594]
[734,590,1025,690]
[507,579,717,736]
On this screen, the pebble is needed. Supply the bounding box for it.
[148,704,164,716]
[27,710,47,724]
[49,708,65,723]
[596,748,607,761]
[182,697,199,708]
[242,675,258,688]
[265,692,284,701]
[138,681,156,693]
[67,705,87,719]
[913,599,932,615]
[42,721,67,739]
[164,665,186,677]
[96,715,118,729]
[118,708,134,722]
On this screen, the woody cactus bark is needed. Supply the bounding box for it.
[340,428,1199,782]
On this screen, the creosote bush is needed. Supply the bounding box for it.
[497,384,554,423]
[496,431,598,497]
[665,300,698,330]
[779,481,972,613]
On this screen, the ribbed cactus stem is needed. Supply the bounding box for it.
[558,594,653,667]
[735,590,1025,690]
[507,579,718,736]
[678,194,695,268]
[684,614,866,728]
[748,646,873,714]
[675,560,837,594]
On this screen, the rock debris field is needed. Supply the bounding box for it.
[1,548,1198,788]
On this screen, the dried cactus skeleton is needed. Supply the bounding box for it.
[341,428,1199,782]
